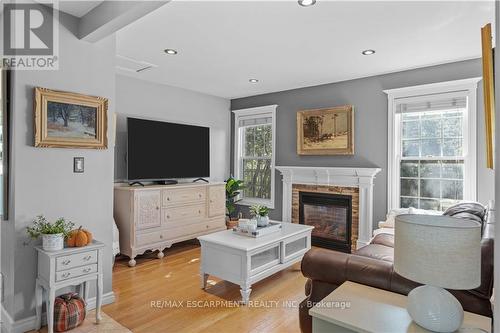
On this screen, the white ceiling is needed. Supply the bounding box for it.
[116,1,495,99]
[59,1,103,18]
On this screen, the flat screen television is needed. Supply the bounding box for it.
[127,117,210,181]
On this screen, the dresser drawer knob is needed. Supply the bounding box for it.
[156,206,160,210]
[62,259,71,265]
[198,210,201,214]
[62,272,71,278]
[167,215,170,219]
[82,267,92,273]
[160,235,163,239]
[167,197,170,201]
[83,255,92,261]
[206,225,209,229]
[198,194,202,198]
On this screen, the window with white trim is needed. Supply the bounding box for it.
[233,105,276,208]
[386,79,479,212]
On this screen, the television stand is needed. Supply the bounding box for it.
[156,180,178,185]
[193,178,209,183]
[129,182,145,187]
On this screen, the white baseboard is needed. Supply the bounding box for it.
[1,304,14,333]
[1,292,115,333]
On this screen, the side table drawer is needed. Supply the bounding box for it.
[56,250,98,271]
[56,264,98,282]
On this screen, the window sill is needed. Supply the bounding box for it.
[237,198,275,210]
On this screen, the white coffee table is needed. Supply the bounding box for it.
[198,222,313,304]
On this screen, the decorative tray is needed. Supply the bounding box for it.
[233,221,282,238]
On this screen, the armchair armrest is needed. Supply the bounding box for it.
[301,247,394,290]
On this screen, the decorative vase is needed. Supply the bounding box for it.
[257,215,269,227]
[42,233,64,251]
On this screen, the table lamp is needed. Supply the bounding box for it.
[394,214,481,332]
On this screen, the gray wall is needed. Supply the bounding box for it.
[114,75,231,182]
[231,59,494,225]
[3,10,116,321]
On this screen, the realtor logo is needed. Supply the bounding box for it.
[2,2,59,70]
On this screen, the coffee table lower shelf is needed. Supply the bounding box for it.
[198,222,313,304]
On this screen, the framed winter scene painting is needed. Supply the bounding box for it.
[34,87,108,149]
[297,105,354,155]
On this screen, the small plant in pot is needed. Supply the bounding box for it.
[250,204,270,227]
[26,215,74,251]
[225,177,245,229]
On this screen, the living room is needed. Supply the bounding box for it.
[0,1,499,333]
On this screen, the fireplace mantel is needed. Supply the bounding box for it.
[276,166,381,249]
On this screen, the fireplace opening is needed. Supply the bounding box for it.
[299,192,352,253]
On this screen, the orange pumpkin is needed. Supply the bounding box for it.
[67,227,93,247]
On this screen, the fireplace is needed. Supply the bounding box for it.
[299,191,352,253]
[277,166,381,250]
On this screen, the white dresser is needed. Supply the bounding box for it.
[114,182,226,266]
[35,241,105,333]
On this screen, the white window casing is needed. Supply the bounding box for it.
[232,105,277,209]
[384,78,480,212]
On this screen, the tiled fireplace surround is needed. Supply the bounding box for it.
[276,166,382,250]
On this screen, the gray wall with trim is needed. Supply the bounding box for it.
[231,59,494,225]
[2,8,116,321]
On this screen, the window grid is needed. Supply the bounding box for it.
[239,123,273,201]
[399,109,465,211]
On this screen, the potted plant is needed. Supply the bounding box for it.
[225,177,245,229]
[26,215,74,251]
[250,204,270,227]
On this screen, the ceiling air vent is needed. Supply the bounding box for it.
[116,55,157,73]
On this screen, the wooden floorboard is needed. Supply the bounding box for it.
[104,240,308,333]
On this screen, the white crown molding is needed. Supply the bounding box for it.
[383,77,482,98]
[232,104,278,117]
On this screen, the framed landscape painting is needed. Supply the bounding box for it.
[297,105,354,155]
[34,87,108,149]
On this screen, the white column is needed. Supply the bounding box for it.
[357,176,375,249]
[280,170,293,222]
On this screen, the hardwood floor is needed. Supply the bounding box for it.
[104,240,308,333]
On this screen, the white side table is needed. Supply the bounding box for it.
[34,240,105,333]
[309,281,491,333]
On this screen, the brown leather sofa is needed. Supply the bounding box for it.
[299,222,494,333]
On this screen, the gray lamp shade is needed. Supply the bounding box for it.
[394,214,481,290]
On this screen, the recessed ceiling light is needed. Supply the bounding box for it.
[249,79,259,83]
[298,0,316,6]
[164,49,178,55]
[362,49,376,55]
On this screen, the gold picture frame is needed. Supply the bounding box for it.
[34,87,108,149]
[481,23,495,169]
[297,105,354,155]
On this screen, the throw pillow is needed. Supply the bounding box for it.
[443,202,488,226]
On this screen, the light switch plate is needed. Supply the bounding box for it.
[73,157,84,173]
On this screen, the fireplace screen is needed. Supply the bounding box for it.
[299,192,352,252]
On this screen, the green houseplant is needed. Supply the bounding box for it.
[26,215,74,251]
[250,204,270,227]
[225,177,245,227]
